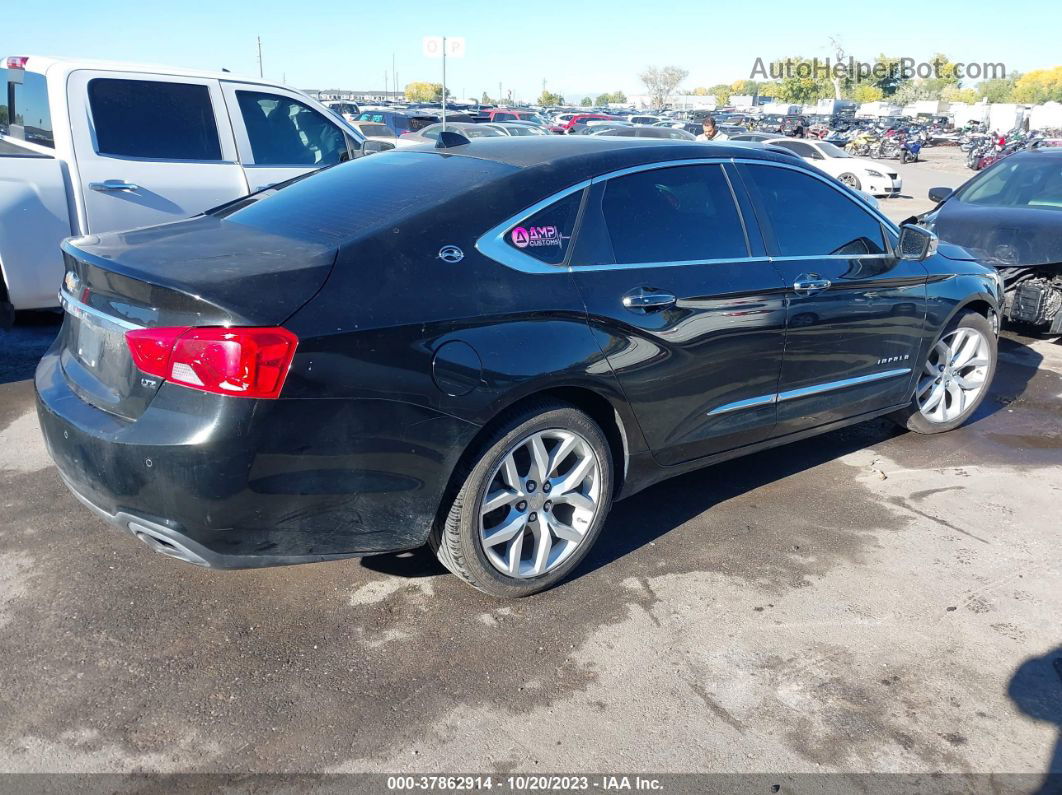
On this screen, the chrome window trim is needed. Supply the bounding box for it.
[474,180,591,275]
[475,156,900,276]
[59,290,145,331]
[707,367,911,416]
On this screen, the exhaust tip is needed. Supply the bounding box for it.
[129,522,210,567]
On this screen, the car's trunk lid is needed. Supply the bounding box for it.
[58,215,337,420]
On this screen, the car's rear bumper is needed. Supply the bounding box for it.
[35,347,479,567]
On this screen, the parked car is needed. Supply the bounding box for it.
[486,122,549,137]
[0,55,364,326]
[483,109,549,127]
[323,100,361,123]
[558,113,618,134]
[395,122,505,147]
[37,137,1001,597]
[354,109,439,137]
[591,125,696,140]
[728,132,778,142]
[766,137,902,196]
[349,121,396,141]
[921,148,1062,332]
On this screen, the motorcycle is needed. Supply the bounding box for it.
[899,136,922,163]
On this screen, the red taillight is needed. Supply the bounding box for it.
[6,56,28,70]
[125,327,298,399]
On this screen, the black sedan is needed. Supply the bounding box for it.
[922,148,1062,332]
[37,137,1002,597]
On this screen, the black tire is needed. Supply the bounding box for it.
[838,173,862,191]
[430,401,614,597]
[890,311,997,434]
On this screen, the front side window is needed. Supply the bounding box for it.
[741,164,886,256]
[89,78,221,160]
[600,164,747,264]
[505,190,583,266]
[1,70,54,147]
[236,91,348,167]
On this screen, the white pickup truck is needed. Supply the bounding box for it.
[0,55,368,326]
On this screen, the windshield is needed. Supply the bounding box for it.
[818,142,850,158]
[959,156,1062,210]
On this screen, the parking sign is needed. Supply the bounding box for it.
[422,36,443,58]
[423,36,466,58]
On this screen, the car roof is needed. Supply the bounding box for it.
[411,136,800,176]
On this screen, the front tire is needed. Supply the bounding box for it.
[838,172,862,191]
[891,311,996,434]
[431,401,614,597]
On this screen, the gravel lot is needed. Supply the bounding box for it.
[0,146,1059,785]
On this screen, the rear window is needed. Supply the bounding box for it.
[0,68,54,147]
[221,151,516,244]
[88,78,222,160]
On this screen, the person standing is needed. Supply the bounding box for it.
[697,117,728,142]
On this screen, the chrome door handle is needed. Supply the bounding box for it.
[89,180,141,192]
[622,289,676,311]
[793,275,832,294]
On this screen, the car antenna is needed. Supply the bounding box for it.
[436,131,471,148]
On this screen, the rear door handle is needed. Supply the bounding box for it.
[89,180,141,192]
[622,288,676,311]
[792,274,832,295]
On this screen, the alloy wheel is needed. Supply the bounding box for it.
[916,327,992,423]
[478,429,602,578]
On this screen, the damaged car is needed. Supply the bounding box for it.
[923,148,1062,333]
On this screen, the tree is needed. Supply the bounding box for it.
[870,54,907,96]
[770,57,833,103]
[850,83,884,103]
[538,90,565,106]
[730,79,759,96]
[594,90,627,106]
[978,76,1018,103]
[708,84,731,105]
[581,96,593,107]
[1012,67,1062,104]
[405,82,447,102]
[639,65,689,109]
[480,91,492,105]
[940,85,978,104]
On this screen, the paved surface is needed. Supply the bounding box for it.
[1,314,1060,776]
[876,145,972,224]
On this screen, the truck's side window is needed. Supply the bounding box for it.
[236,91,348,167]
[88,79,222,160]
[0,69,54,148]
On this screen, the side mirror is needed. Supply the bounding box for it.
[898,223,938,261]
[928,186,953,203]
[361,140,394,156]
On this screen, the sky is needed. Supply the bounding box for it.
[4,0,1058,102]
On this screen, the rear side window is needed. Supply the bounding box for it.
[236,90,349,167]
[741,164,886,256]
[88,79,221,160]
[505,191,583,266]
[600,164,748,264]
[0,69,54,147]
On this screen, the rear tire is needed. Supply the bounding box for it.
[891,311,996,434]
[431,401,614,597]
[0,278,14,330]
